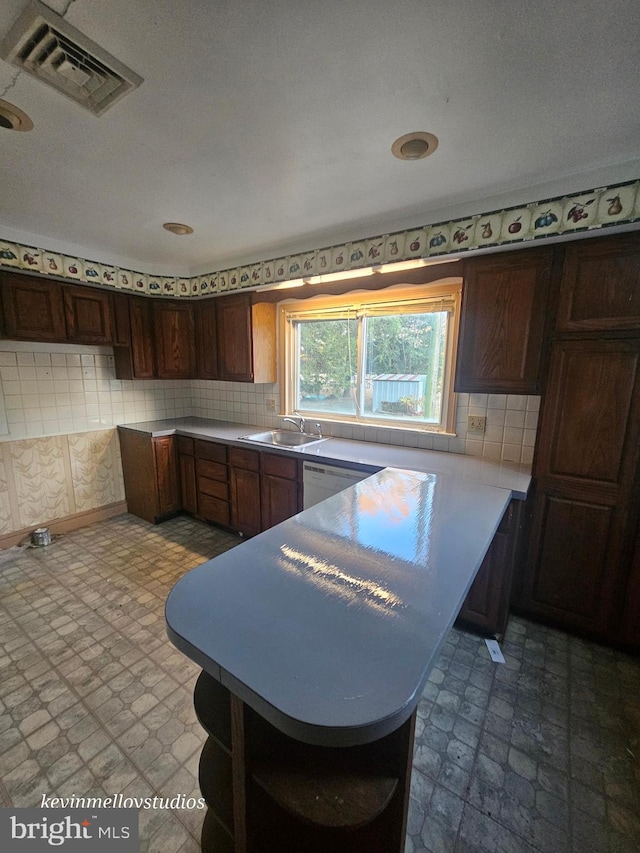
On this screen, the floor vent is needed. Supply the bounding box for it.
[0,0,143,116]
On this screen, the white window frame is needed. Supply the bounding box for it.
[279,278,462,434]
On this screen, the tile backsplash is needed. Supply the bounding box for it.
[0,343,537,464]
[0,342,191,440]
[190,382,537,465]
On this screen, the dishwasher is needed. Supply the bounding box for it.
[302,462,373,509]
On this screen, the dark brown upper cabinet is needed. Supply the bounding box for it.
[556,231,640,332]
[0,272,67,342]
[454,247,553,394]
[64,284,113,344]
[112,292,132,346]
[216,294,276,383]
[113,295,156,379]
[128,296,156,379]
[154,300,196,379]
[195,300,219,379]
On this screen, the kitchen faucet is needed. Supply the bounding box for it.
[283,415,306,433]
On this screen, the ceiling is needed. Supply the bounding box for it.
[1,0,639,276]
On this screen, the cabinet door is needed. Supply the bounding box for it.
[517,339,640,637]
[196,301,219,379]
[64,284,113,343]
[179,453,198,514]
[230,467,261,536]
[129,297,156,378]
[457,501,520,637]
[154,301,196,379]
[1,273,66,341]
[118,429,159,523]
[217,294,253,381]
[556,232,640,332]
[261,474,300,531]
[153,436,180,516]
[112,293,132,346]
[455,248,552,394]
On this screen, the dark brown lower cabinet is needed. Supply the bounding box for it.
[118,430,180,523]
[177,437,198,515]
[194,671,414,853]
[195,440,230,527]
[513,338,640,644]
[260,453,301,530]
[456,499,523,638]
[230,447,262,537]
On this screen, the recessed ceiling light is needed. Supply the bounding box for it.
[391,132,438,160]
[162,222,194,235]
[0,99,33,131]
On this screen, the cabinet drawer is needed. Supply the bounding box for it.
[197,459,228,482]
[199,494,230,526]
[177,436,194,456]
[196,440,227,463]
[261,453,299,481]
[198,476,228,501]
[228,447,260,471]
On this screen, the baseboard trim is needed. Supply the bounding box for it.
[0,501,128,550]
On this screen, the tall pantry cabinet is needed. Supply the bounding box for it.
[514,233,640,647]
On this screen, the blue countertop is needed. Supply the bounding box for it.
[166,466,512,747]
[120,417,531,499]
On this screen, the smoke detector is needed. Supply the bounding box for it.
[391,132,439,160]
[0,99,33,131]
[0,0,143,117]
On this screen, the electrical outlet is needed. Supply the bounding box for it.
[468,415,486,434]
[266,398,276,412]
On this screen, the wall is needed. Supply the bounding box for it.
[0,428,125,538]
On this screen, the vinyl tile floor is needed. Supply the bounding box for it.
[0,514,638,852]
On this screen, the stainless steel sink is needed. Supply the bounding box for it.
[240,429,327,447]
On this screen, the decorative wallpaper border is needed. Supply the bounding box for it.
[1,180,639,297]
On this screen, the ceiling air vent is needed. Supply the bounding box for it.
[0,0,143,116]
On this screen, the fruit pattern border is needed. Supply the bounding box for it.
[1,179,638,297]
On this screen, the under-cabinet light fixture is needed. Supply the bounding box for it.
[305,267,374,285]
[255,278,305,292]
[374,257,459,274]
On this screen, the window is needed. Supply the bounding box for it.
[281,281,461,432]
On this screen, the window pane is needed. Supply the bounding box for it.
[363,312,448,424]
[296,318,358,417]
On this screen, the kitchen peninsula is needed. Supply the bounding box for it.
[166,467,513,852]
